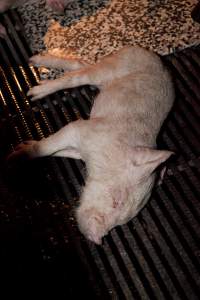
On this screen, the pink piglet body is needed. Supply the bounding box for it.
[9,46,175,244]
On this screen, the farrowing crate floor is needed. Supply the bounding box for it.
[0,9,200,300]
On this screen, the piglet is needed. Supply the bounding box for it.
[8,46,175,244]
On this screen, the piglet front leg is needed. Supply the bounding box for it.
[27,67,92,101]
[46,0,65,12]
[7,121,83,161]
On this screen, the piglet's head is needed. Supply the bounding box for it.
[109,147,174,229]
[76,147,173,245]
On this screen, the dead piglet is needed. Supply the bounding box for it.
[8,46,175,244]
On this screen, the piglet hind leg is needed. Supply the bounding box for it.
[29,53,89,71]
[28,54,90,100]
[27,66,95,101]
[27,48,125,100]
[7,121,83,161]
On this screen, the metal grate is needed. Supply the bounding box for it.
[0,9,200,300]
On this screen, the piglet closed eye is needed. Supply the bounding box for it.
[9,46,175,244]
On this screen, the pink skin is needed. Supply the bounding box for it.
[7,46,175,244]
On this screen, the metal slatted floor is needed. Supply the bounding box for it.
[0,9,200,300]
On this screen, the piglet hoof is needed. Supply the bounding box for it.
[27,81,52,101]
[7,140,39,162]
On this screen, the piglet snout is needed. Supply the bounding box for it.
[76,208,108,245]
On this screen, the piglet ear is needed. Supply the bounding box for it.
[132,146,174,172]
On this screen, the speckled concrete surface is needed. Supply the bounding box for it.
[17,0,200,64]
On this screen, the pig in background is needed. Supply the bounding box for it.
[0,0,73,38]
[8,46,175,244]
[0,0,24,12]
[0,0,72,13]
